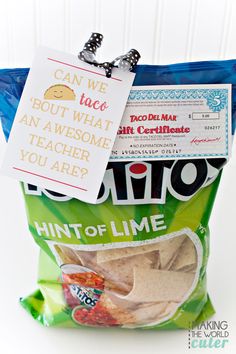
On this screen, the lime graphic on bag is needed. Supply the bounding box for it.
[0,60,235,329]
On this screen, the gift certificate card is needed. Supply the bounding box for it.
[1,47,135,203]
[111,84,231,161]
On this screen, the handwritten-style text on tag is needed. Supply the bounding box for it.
[1,47,135,203]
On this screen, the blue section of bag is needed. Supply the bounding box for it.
[1,59,236,142]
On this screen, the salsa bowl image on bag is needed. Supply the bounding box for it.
[0,59,235,329]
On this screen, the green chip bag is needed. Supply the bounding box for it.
[0,60,235,329]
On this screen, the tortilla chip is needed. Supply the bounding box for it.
[100,294,135,325]
[132,302,168,324]
[104,291,137,311]
[157,301,179,318]
[96,245,153,263]
[54,245,82,265]
[75,250,96,267]
[178,263,197,272]
[104,294,180,326]
[146,251,160,269]
[99,254,152,294]
[171,237,197,271]
[157,235,186,268]
[120,268,195,302]
[97,235,186,269]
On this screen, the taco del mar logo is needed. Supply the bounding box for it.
[188,321,230,349]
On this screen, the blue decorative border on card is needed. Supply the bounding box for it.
[128,88,228,113]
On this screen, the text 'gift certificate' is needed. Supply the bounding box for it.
[1,47,135,203]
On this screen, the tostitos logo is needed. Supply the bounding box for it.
[23,159,225,205]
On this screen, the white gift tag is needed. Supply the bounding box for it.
[1,47,135,203]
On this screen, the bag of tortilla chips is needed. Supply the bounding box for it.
[0,60,235,329]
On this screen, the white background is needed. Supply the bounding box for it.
[0,0,236,353]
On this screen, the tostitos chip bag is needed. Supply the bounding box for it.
[0,60,235,329]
